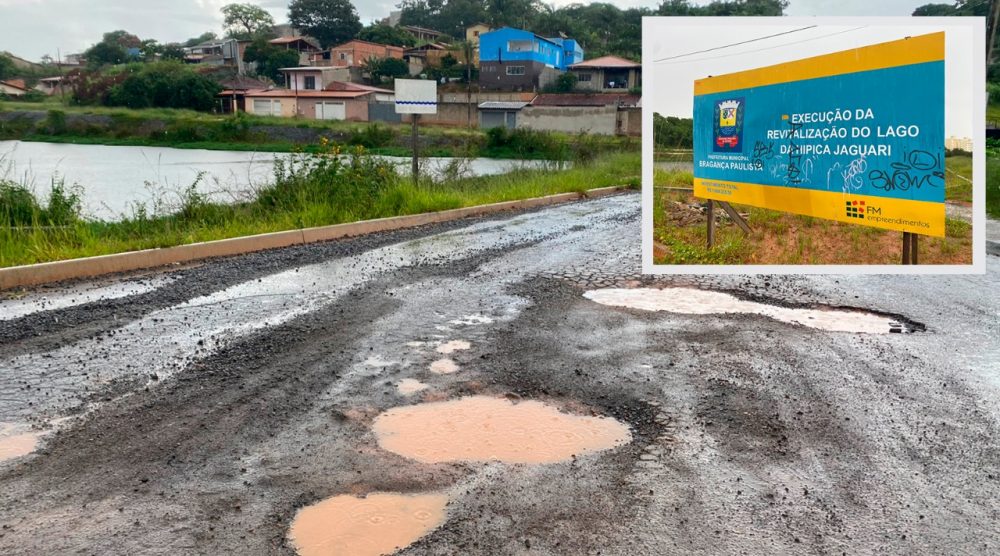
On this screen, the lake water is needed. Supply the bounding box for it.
[0,141,564,221]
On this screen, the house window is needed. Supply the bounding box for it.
[304,76,316,90]
[506,66,525,76]
[508,40,533,52]
[339,52,346,60]
[578,73,592,82]
[473,31,480,37]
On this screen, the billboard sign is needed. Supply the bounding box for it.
[394,79,438,114]
[693,32,946,236]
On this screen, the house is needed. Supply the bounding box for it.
[569,55,641,92]
[269,37,321,65]
[0,80,29,96]
[280,66,351,92]
[478,100,530,129]
[400,25,444,43]
[184,38,250,73]
[311,40,405,69]
[403,43,467,75]
[518,93,641,135]
[243,83,394,121]
[466,24,491,46]
[478,27,584,91]
[215,75,270,113]
[35,76,69,96]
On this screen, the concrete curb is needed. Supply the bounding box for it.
[0,187,630,290]
[987,240,1000,257]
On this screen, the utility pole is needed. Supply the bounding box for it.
[989,0,1000,69]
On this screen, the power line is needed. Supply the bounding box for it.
[651,25,818,63]
[655,25,869,66]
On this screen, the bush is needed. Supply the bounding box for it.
[44,110,68,135]
[989,82,1000,105]
[0,180,40,226]
[349,123,395,148]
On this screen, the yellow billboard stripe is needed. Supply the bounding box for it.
[694,32,944,96]
[693,178,946,237]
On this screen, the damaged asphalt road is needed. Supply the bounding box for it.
[1,192,999,555]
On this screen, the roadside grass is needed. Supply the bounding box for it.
[0,149,640,267]
[652,169,973,265]
[988,156,1000,219]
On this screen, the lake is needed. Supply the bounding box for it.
[0,141,565,221]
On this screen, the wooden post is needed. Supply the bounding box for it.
[411,114,419,185]
[911,233,919,265]
[707,199,715,249]
[902,232,911,264]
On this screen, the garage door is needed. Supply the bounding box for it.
[316,101,346,120]
[252,99,281,116]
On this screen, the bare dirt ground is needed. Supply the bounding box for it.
[1,193,998,555]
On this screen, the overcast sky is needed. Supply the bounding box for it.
[0,0,936,62]
[643,18,979,138]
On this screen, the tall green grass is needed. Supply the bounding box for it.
[0,147,639,267]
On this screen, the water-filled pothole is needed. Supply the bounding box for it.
[0,423,39,463]
[436,340,471,354]
[287,491,448,556]
[372,396,632,464]
[429,358,459,374]
[584,288,917,334]
[397,379,429,396]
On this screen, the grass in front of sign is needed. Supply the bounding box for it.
[0,149,640,268]
[945,154,972,204]
[652,168,973,266]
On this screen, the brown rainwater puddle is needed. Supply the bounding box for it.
[287,491,448,556]
[429,358,459,374]
[0,424,39,462]
[372,396,632,464]
[436,340,471,354]
[397,379,429,396]
[584,288,902,334]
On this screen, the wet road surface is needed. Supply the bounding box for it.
[1,192,999,555]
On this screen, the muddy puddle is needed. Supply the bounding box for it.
[0,423,39,463]
[584,288,910,334]
[397,379,429,396]
[436,340,471,354]
[429,358,459,374]
[288,491,448,556]
[372,396,632,464]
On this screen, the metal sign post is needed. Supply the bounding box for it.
[394,79,438,185]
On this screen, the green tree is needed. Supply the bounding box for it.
[85,41,129,68]
[363,56,410,84]
[657,0,787,16]
[553,72,577,93]
[105,61,221,111]
[161,43,187,61]
[184,32,219,47]
[357,24,418,47]
[244,38,301,84]
[288,0,363,48]
[0,53,15,80]
[222,3,276,39]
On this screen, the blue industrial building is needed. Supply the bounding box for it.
[478,27,584,91]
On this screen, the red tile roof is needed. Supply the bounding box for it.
[1,79,28,91]
[244,89,372,99]
[569,55,640,69]
[531,93,640,107]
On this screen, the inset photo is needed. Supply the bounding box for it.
[642,16,986,273]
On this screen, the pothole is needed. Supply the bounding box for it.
[584,288,918,334]
[0,423,40,463]
[397,379,430,396]
[429,358,459,374]
[436,340,471,354]
[287,491,448,556]
[372,396,632,464]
